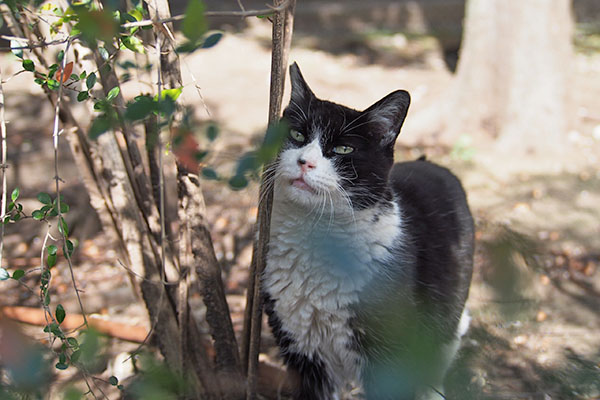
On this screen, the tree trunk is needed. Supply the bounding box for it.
[406,0,573,158]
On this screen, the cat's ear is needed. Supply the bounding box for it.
[363,90,411,147]
[289,62,315,104]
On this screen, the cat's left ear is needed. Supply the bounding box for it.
[363,90,411,147]
[289,62,315,105]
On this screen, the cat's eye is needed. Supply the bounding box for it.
[333,145,354,155]
[290,129,305,143]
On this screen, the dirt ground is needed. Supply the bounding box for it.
[1,18,599,399]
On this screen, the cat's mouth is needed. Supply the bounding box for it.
[291,177,315,193]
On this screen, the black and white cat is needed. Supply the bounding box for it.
[263,63,474,400]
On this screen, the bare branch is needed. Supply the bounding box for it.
[121,0,292,29]
[50,38,90,327]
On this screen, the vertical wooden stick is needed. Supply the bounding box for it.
[244,1,296,398]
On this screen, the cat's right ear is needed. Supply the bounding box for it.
[289,62,315,104]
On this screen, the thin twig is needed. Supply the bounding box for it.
[51,37,89,328]
[154,10,168,304]
[0,34,71,50]
[121,0,291,29]
[0,65,7,270]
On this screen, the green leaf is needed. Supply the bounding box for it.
[47,79,60,90]
[86,72,97,90]
[109,376,118,386]
[125,96,156,121]
[73,8,118,44]
[121,35,145,53]
[56,304,66,324]
[12,269,25,280]
[57,50,64,62]
[32,210,45,220]
[106,86,120,101]
[64,240,75,256]
[47,245,58,256]
[234,152,259,176]
[175,40,201,53]
[195,150,209,161]
[77,90,90,102]
[67,337,79,348]
[58,217,69,236]
[55,362,68,370]
[44,291,51,306]
[88,115,113,139]
[155,87,182,102]
[79,71,87,80]
[34,78,45,85]
[48,64,59,78]
[22,59,35,72]
[228,175,248,190]
[201,32,222,49]
[98,46,109,61]
[201,167,218,180]
[206,124,218,141]
[257,121,289,164]
[47,253,57,268]
[37,192,52,204]
[0,268,9,281]
[93,100,107,111]
[70,73,80,81]
[70,349,81,363]
[11,187,19,202]
[183,0,207,42]
[56,201,69,214]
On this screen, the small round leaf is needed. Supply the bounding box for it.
[55,362,69,370]
[201,167,218,180]
[37,192,52,205]
[12,269,25,280]
[56,304,66,324]
[22,59,35,72]
[77,91,90,102]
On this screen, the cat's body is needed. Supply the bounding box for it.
[263,64,474,400]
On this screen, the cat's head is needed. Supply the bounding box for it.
[275,62,410,211]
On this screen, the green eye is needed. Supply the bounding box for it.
[333,145,354,155]
[290,129,305,142]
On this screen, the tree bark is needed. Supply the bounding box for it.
[405,0,573,158]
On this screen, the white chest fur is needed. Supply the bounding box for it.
[264,197,402,387]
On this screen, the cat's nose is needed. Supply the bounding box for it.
[298,157,316,172]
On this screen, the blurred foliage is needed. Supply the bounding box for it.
[123,352,192,400]
[478,224,542,318]
[575,24,600,53]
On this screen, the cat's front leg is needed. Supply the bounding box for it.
[284,351,335,400]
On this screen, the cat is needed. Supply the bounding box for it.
[262,63,474,400]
